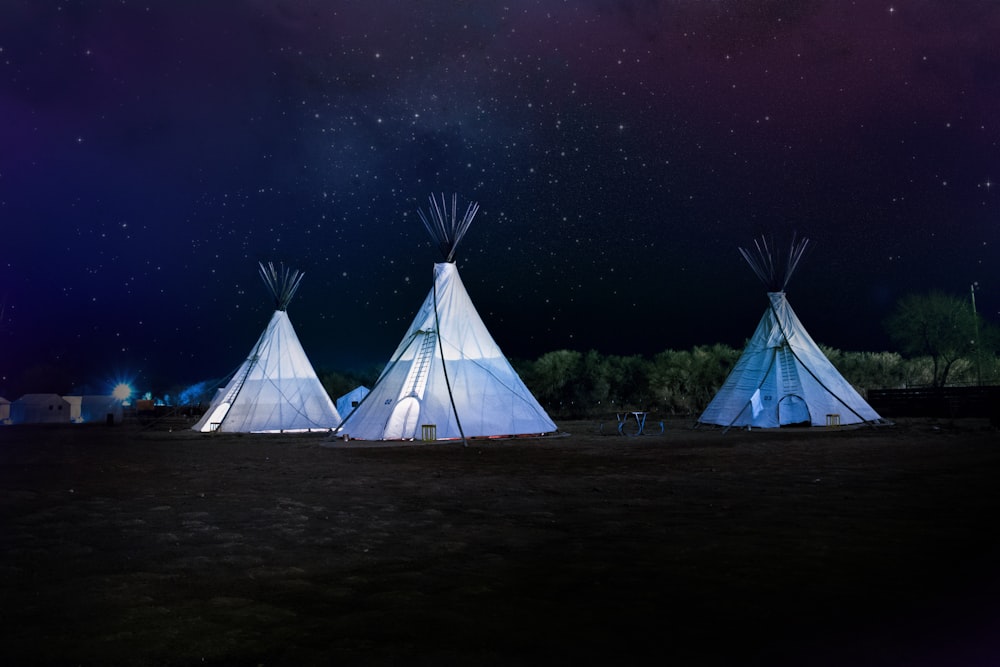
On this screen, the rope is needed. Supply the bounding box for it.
[434,274,467,446]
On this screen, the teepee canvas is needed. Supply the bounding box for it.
[336,194,557,442]
[698,237,883,429]
[193,263,341,433]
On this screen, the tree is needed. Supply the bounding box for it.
[604,354,653,411]
[650,345,740,415]
[520,349,582,416]
[318,367,381,403]
[885,291,979,387]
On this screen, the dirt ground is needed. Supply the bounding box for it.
[1,417,998,666]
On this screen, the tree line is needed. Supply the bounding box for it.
[317,291,998,420]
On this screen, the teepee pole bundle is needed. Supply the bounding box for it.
[418,193,480,263]
[738,234,810,292]
[259,261,305,311]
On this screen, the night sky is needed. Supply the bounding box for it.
[1,1,997,397]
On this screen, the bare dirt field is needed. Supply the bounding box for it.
[2,417,999,666]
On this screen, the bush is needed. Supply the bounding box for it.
[516,345,998,419]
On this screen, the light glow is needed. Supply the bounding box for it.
[112,383,133,401]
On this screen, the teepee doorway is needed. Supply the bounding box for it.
[777,394,810,426]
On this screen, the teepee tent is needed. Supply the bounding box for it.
[192,263,341,433]
[335,385,369,418]
[336,194,557,443]
[698,237,883,430]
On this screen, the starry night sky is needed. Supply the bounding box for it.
[1,1,997,396]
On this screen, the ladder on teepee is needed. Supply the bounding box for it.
[204,353,259,431]
[399,330,437,400]
[777,345,802,395]
[222,354,259,404]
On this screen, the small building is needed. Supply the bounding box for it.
[10,394,72,425]
[63,395,124,425]
[0,396,10,424]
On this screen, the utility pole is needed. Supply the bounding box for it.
[971,282,982,386]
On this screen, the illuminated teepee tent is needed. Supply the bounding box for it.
[192,263,341,433]
[336,194,557,443]
[698,236,883,430]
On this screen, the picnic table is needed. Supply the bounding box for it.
[609,411,665,436]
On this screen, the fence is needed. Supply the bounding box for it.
[868,386,1000,423]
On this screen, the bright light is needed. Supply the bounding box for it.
[112,383,133,401]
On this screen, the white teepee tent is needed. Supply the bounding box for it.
[335,385,369,418]
[192,263,342,433]
[336,194,557,443]
[698,237,883,430]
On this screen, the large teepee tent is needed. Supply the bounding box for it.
[698,237,883,430]
[336,194,557,443]
[192,263,341,433]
